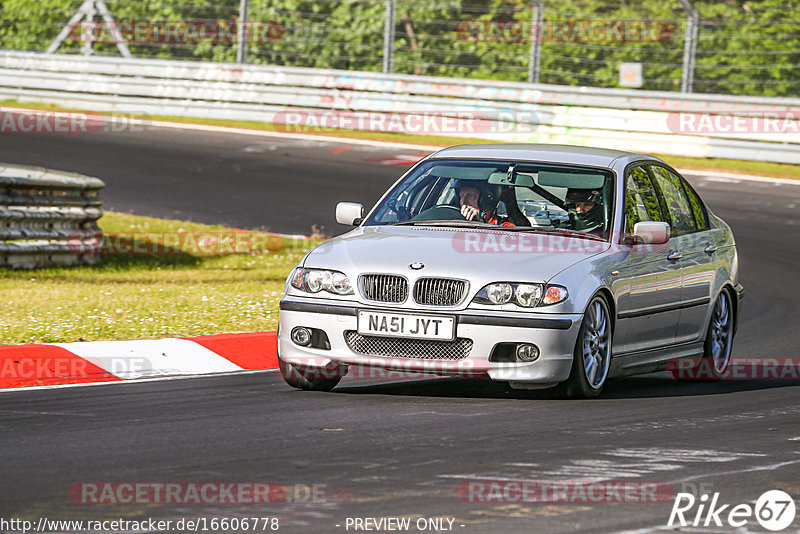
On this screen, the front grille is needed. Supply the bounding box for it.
[413,278,468,306]
[344,331,473,360]
[359,274,408,303]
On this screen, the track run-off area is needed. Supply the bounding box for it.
[1,123,799,533]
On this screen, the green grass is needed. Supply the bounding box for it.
[4,99,800,180]
[0,212,317,344]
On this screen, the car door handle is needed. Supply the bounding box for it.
[704,243,718,254]
[667,251,683,261]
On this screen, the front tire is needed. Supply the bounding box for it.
[279,358,342,391]
[700,288,735,379]
[560,295,613,399]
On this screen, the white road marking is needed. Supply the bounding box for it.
[702,176,742,184]
[614,457,800,534]
[440,447,771,483]
[148,118,439,151]
[243,144,278,152]
[680,168,800,186]
[604,448,766,462]
[51,338,243,379]
[669,456,800,485]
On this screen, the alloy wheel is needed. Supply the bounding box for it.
[582,298,611,389]
[710,291,733,373]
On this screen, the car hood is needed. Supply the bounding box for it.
[303,225,609,284]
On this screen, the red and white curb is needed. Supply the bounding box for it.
[0,331,278,390]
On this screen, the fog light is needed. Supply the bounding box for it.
[291,327,312,346]
[515,343,540,362]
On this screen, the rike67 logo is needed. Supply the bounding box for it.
[669,490,797,531]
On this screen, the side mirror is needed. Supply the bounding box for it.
[631,221,670,245]
[336,202,364,226]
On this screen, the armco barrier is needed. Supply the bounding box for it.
[1,51,799,164]
[0,163,104,268]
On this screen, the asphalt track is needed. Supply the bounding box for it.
[2,125,800,533]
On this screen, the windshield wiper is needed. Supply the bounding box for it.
[389,220,498,228]
[388,221,605,240]
[498,226,607,241]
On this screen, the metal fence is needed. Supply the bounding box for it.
[1,0,798,97]
[0,164,104,269]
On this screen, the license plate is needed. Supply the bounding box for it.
[357,311,455,341]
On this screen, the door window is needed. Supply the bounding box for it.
[681,177,710,231]
[649,166,697,236]
[624,165,664,235]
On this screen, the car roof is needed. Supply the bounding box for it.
[430,143,664,169]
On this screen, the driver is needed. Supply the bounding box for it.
[454,180,514,227]
[565,188,604,232]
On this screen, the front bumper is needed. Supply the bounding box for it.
[278,297,582,385]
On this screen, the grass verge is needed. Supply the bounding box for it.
[4,99,800,180]
[0,212,316,344]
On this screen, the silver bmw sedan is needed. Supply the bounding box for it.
[278,144,744,398]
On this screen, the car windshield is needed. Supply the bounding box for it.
[365,159,615,239]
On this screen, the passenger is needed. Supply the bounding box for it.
[565,188,604,232]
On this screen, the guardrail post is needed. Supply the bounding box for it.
[678,0,699,93]
[527,0,544,84]
[382,0,396,73]
[236,0,250,64]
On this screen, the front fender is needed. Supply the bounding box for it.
[544,252,613,316]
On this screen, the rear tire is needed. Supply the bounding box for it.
[559,294,613,399]
[279,358,342,391]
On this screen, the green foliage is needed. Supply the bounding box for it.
[1,0,797,96]
[0,0,81,52]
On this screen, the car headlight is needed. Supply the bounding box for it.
[486,282,513,304]
[473,282,567,307]
[330,271,353,295]
[515,283,543,307]
[291,268,354,295]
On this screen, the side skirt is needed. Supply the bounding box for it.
[609,341,705,378]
